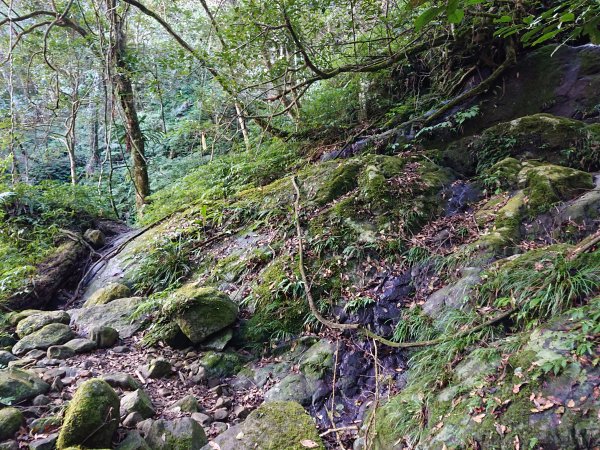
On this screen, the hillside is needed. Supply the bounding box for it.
[1,2,600,449]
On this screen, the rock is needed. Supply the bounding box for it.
[422,267,482,319]
[0,368,50,404]
[46,345,75,360]
[211,422,228,434]
[0,351,18,368]
[198,352,244,380]
[264,373,312,406]
[102,373,140,390]
[145,359,171,379]
[123,412,144,428]
[11,323,73,356]
[204,401,324,450]
[170,395,199,413]
[116,430,151,450]
[0,408,23,441]
[144,418,208,450]
[113,345,130,353]
[120,389,155,419]
[212,408,228,421]
[23,349,46,360]
[63,338,97,354]
[28,434,58,450]
[32,394,51,406]
[201,328,233,351]
[89,325,119,348]
[16,311,70,338]
[0,335,17,349]
[299,339,335,380]
[0,441,18,450]
[232,405,251,420]
[191,412,211,427]
[30,416,61,434]
[214,397,232,409]
[84,229,106,248]
[56,379,120,449]
[69,297,144,339]
[166,286,238,345]
[84,283,132,307]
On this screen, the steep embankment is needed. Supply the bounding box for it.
[1,44,599,450]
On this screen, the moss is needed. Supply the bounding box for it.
[494,190,525,230]
[0,407,23,441]
[314,160,362,205]
[199,351,245,378]
[57,378,119,449]
[83,283,131,307]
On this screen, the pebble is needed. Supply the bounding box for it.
[232,404,251,420]
[32,395,51,406]
[112,345,130,354]
[28,433,58,450]
[123,411,144,428]
[212,408,229,421]
[191,412,211,427]
[214,397,232,409]
[211,421,228,434]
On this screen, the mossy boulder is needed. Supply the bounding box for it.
[12,323,73,356]
[0,407,23,440]
[69,297,144,339]
[120,389,155,419]
[165,286,238,345]
[314,160,362,205]
[199,351,245,379]
[84,283,132,307]
[16,311,70,338]
[143,418,207,450]
[205,401,324,450]
[57,379,120,449]
[0,368,49,405]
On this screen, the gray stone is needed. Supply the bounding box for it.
[116,430,151,450]
[11,323,73,356]
[69,297,144,339]
[146,359,171,379]
[84,282,131,307]
[191,412,211,427]
[23,349,45,360]
[144,418,208,450]
[0,408,23,441]
[170,395,199,413]
[120,389,155,419]
[29,416,61,435]
[89,325,119,348]
[32,394,51,406]
[264,373,312,406]
[232,404,251,420]
[84,229,106,248]
[201,328,233,351]
[102,372,140,390]
[46,345,75,360]
[0,441,18,450]
[0,368,50,404]
[28,433,58,450]
[0,351,18,368]
[422,267,482,319]
[123,412,144,428]
[63,338,97,354]
[16,311,70,338]
[211,422,228,434]
[212,408,228,421]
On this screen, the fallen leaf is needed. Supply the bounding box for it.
[514,434,520,450]
[472,413,486,423]
[567,399,575,408]
[513,384,523,394]
[301,439,320,448]
[495,422,507,436]
[236,432,244,440]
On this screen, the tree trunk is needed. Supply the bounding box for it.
[86,103,100,176]
[108,0,150,211]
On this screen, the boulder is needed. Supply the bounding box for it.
[46,345,75,360]
[0,368,49,405]
[145,359,171,379]
[143,418,207,450]
[11,323,73,356]
[89,326,119,348]
[16,311,70,338]
[84,229,106,248]
[116,431,150,450]
[264,373,312,406]
[166,286,238,345]
[0,408,23,441]
[170,395,199,413]
[63,338,97,354]
[84,283,132,307]
[0,351,18,368]
[120,389,155,419]
[69,297,144,338]
[102,373,140,390]
[56,379,120,449]
[203,401,324,450]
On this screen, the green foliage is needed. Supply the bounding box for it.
[392,306,437,343]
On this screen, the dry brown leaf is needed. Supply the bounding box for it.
[301,439,320,448]
[567,399,576,408]
[472,413,486,423]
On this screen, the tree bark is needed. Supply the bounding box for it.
[107,0,149,211]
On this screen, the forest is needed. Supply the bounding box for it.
[0,0,599,449]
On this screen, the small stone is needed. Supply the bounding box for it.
[61,377,75,385]
[144,418,207,450]
[0,351,18,368]
[47,345,75,360]
[32,394,51,406]
[190,412,211,427]
[212,408,229,421]
[116,430,150,450]
[88,326,119,348]
[232,404,251,420]
[16,311,70,338]
[64,338,97,354]
[0,408,23,441]
[113,345,131,354]
[29,416,61,434]
[170,395,199,413]
[211,421,228,434]
[82,360,94,369]
[123,412,144,428]
[214,397,232,409]
[28,433,58,450]
[146,359,171,379]
[50,378,64,392]
[24,349,46,360]
[120,389,155,419]
[84,229,106,248]
[102,373,140,390]
[12,323,73,356]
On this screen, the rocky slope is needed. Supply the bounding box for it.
[0,44,599,450]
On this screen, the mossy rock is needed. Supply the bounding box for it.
[165,285,238,345]
[0,368,49,405]
[199,351,245,379]
[16,310,70,338]
[144,418,207,450]
[314,160,362,205]
[206,401,325,450]
[0,407,23,441]
[83,283,132,307]
[11,323,73,356]
[57,378,120,449]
